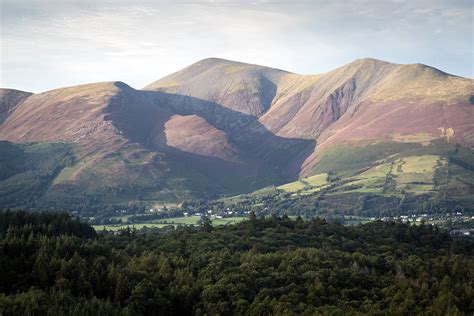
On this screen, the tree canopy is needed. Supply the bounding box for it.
[0,210,472,315]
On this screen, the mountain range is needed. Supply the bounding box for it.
[1,57,473,214]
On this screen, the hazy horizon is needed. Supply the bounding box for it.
[1,0,473,93]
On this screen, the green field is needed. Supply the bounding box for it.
[93,223,169,231]
[277,181,307,193]
[93,215,376,231]
[277,173,328,193]
[93,216,246,231]
[276,154,443,198]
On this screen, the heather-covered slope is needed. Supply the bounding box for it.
[259,59,472,141]
[0,82,125,148]
[297,60,474,175]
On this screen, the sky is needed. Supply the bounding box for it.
[1,0,473,93]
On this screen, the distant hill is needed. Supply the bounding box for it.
[0,58,473,214]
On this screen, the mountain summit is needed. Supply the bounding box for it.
[145,57,290,117]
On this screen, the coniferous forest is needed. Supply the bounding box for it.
[0,210,472,315]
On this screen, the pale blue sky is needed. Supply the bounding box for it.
[1,0,473,92]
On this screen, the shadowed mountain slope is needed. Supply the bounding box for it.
[0,88,33,125]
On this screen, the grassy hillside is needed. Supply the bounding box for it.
[0,141,280,215]
[0,141,75,207]
[215,141,474,217]
[311,141,474,210]
[277,173,329,195]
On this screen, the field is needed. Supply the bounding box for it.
[93,216,246,231]
[278,154,445,197]
[277,173,328,193]
[338,154,442,195]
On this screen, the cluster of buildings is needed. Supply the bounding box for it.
[376,212,470,223]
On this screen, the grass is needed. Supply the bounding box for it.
[392,155,440,193]
[302,173,328,186]
[298,186,327,195]
[156,216,246,226]
[397,155,439,173]
[338,161,391,194]
[332,154,445,195]
[110,214,135,221]
[309,142,421,177]
[93,223,169,231]
[213,217,246,225]
[0,141,76,207]
[93,215,382,231]
[153,216,202,225]
[52,166,78,184]
[93,216,247,231]
[277,181,307,193]
[277,173,328,194]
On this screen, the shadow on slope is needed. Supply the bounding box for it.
[142,90,316,181]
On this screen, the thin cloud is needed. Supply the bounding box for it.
[1,0,472,92]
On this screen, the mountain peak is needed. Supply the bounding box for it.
[343,58,452,78]
[338,57,394,71]
[178,57,291,76]
[194,57,241,66]
[143,57,291,116]
[353,57,392,64]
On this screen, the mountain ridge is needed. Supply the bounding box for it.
[1,57,472,213]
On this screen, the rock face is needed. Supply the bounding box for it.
[0,57,473,208]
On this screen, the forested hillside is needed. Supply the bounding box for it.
[0,210,472,315]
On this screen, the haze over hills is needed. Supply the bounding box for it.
[0,57,473,214]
